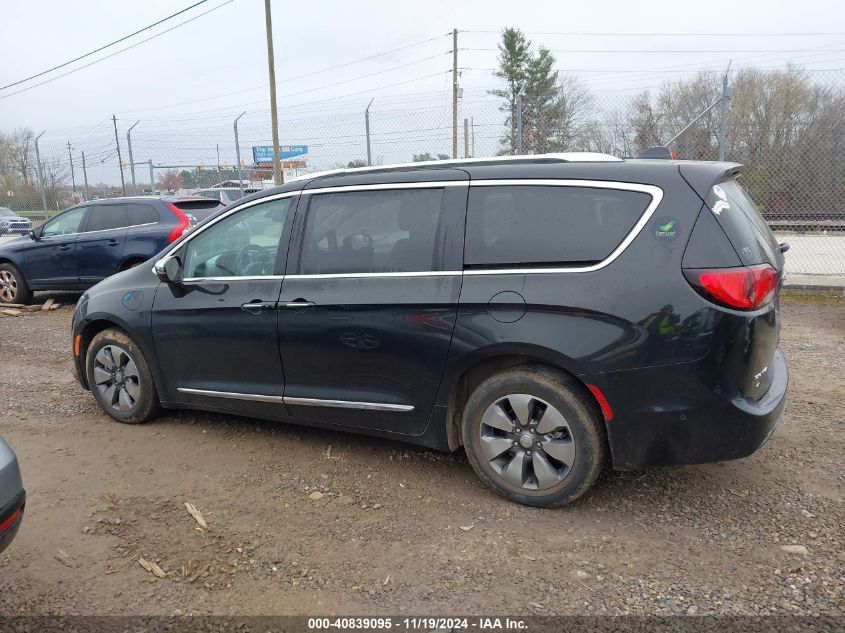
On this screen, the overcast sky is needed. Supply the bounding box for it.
[2,0,844,179]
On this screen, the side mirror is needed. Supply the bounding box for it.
[154,255,184,284]
[28,229,39,241]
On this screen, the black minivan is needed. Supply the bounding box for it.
[71,153,788,507]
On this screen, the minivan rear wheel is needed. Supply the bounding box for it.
[0,263,32,305]
[86,328,160,424]
[461,366,606,507]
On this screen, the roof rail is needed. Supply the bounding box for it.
[289,152,622,182]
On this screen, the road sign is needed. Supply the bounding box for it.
[252,145,308,163]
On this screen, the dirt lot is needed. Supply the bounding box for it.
[0,293,842,617]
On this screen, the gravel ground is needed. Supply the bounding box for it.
[0,293,842,617]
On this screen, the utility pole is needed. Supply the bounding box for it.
[365,98,374,166]
[127,120,139,192]
[471,117,475,158]
[264,0,282,185]
[149,160,155,196]
[216,143,221,179]
[452,28,458,159]
[112,114,126,195]
[66,141,77,194]
[34,131,47,213]
[234,111,246,198]
[515,93,523,155]
[464,118,469,158]
[718,60,732,162]
[81,150,89,200]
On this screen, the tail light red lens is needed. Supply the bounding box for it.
[688,264,778,310]
[165,203,191,243]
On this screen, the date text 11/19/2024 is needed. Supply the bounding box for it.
[307,617,528,630]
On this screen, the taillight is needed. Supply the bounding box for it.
[165,203,191,243]
[686,264,778,310]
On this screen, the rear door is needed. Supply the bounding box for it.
[77,203,129,283]
[277,176,467,435]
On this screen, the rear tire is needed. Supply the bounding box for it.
[461,365,607,508]
[86,328,160,424]
[0,263,32,305]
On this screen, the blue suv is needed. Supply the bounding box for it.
[0,196,223,305]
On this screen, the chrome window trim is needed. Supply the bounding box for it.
[177,387,413,412]
[154,179,662,278]
[40,222,158,240]
[463,179,663,275]
[301,181,465,196]
[287,270,461,280]
[180,270,462,283]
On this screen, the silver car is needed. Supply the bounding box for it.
[0,207,32,236]
[0,438,24,554]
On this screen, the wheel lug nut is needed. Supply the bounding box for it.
[513,441,518,446]
[530,429,535,433]
[536,442,542,448]
[526,451,532,456]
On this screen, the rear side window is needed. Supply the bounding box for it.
[127,203,159,226]
[465,185,652,267]
[705,179,780,267]
[300,189,444,274]
[85,205,128,232]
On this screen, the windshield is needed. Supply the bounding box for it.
[0,208,15,217]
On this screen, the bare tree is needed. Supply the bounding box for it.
[157,169,183,192]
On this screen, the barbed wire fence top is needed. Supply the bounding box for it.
[1,65,843,277]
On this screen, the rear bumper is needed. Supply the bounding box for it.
[0,489,25,555]
[594,348,788,470]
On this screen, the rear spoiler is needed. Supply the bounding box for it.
[679,162,744,201]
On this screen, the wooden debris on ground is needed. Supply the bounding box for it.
[54,550,77,568]
[184,502,208,530]
[138,557,167,578]
[0,301,62,315]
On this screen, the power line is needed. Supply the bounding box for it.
[462,47,845,53]
[0,0,211,91]
[0,0,236,99]
[462,30,845,37]
[117,48,451,116]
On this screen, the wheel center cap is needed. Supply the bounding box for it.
[518,433,534,449]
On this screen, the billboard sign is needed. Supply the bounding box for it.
[252,145,308,163]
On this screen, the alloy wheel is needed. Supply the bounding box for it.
[478,393,576,491]
[93,345,141,412]
[0,270,17,302]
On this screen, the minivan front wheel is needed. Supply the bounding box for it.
[86,328,160,424]
[461,366,606,507]
[0,263,32,305]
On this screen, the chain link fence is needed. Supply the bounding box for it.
[1,67,843,277]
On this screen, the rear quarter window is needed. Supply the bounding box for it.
[465,185,652,267]
[705,179,781,268]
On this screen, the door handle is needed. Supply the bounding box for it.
[241,301,276,312]
[107,239,120,246]
[279,299,315,309]
[57,244,72,251]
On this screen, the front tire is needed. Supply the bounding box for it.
[0,263,32,305]
[86,328,160,424]
[461,366,607,508]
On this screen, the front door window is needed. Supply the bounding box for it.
[183,198,291,279]
[41,207,86,237]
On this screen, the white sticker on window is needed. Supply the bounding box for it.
[711,185,730,215]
